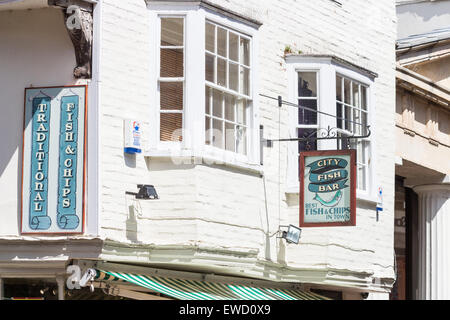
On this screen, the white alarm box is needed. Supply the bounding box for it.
[124,119,142,154]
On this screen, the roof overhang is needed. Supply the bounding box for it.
[285,54,379,80]
[397,40,450,67]
[396,65,450,109]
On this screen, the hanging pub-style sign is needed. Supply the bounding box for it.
[299,149,356,227]
[21,86,87,234]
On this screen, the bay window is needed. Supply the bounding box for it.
[286,56,376,200]
[335,74,370,191]
[148,4,259,167]
[204,21,251,155]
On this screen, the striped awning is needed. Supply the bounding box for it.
[95,270,328,300]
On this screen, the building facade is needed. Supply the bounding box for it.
[393,5,450,298]
[0,0,397,300]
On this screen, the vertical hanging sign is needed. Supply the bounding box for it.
[29,97,52,230]
[299,149,356,227]
[21,86,87,234]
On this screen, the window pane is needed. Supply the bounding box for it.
[229,63,239,92]
[161,18,184,46]
[217,27,227,57]
[298,128,317,152]
[229,32,239,62]
[336,75,342,101]
[160,82,183,110]
[336,102,343,129]
[236,125,247,155]
[205,22,215,52]
[337,133,350,150]
[160,113,182,141]
[217,58,227,87]
[361,86,367,110]
[225,94,235,122]
[353,108,361,135]
[357,141,367,190]
[205,87,211,115]
[205,116,211,145]
[236,99,247,125]
[344,78,351,104]
[213,90,223,118]
[212,119,223,148]
[205,53,215,82]
[361,111,368,134]
[240,66,250,95]
[298,99,317,125]
[358,165,366,190]
[357,140,366,164]
[298,72,317,97]
[240,37,250,66]
[161,48,183,77]
[352,82,359,107]
[225,122,235,152]
[344,105,351,131]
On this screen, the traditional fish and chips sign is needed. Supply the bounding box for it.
[21,86,87,234]
[299,150,356,227]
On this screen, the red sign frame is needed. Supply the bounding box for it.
[20,85,88,235]
[299,149,356,228]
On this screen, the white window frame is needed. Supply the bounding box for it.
[204,19,254,163]
[285,56,377,203]
[296,70,320,152]
[158,15,186,145]
[147,3,260,169]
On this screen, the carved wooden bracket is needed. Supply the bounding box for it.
[64,7,93,79]
[49,0,93,79]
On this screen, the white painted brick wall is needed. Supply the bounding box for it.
[99,0,397,291]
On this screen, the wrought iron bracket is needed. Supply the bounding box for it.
[262,126,371,151]
[266,125,371,143]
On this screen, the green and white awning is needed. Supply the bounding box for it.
[95,270,328,300]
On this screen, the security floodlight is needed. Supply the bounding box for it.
[279,225,302,244]
[126,185,159,200]
[136,184,159,200]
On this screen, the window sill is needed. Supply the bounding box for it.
[355,191,378,205]
[144,149,263,175]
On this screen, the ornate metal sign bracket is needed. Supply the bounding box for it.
[260,94,372,147]
[259,94,372,163]
[265,125,372,143]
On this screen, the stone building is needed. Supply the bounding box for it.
[393,25,450,300]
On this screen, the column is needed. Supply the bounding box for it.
[56,276,65,301]
[413,184,450,300]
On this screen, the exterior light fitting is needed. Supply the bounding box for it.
[278,225,302,244]
[137,185,159,200]
[126,185,159,200]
